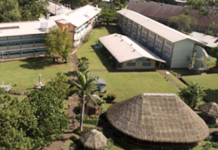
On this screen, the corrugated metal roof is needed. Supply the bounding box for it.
[118,9,201,43]
[99,33,166,63]
[95,78,107,85]
[189,32,218,48]
[127,0,218,28]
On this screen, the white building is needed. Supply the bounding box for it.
[117,9,210,71]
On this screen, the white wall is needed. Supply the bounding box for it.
[171,39,195,68]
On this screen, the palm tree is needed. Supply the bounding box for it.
[67,71,97,131]
[77,57,89,73]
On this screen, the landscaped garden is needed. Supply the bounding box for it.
[0,57,72,93]
[182,74,218,103]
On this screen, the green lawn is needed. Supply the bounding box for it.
[0,58,72,93]
[77,25,120,70]
[182,74,218,103]
[77,26,180,109]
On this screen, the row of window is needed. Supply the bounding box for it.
[0,49,46,55]
[127,62,152,67]
[0,40,44,47]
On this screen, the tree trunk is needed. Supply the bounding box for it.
[107,19,109,26]
[80,94,86,131]
[53,57,55,62]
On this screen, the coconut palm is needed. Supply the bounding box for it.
[77,57,89,73]
[67,71,97,131]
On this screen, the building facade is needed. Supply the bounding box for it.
[117,9,210,71]
[0,19,56,61]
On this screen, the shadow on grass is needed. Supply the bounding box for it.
[19,57,64,70]
[94,25,121,34]
[204,89,218,103]
[91,45,115,71]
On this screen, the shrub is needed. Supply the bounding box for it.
[104,138,114,150]
[202,143,212,150]
[205,136,212,141]
[70,135,79,142]
[208,124,218,128]
[73,128,82,136]
[83,119,99,125]
[99,93,104,98]
[107,94,116,101]
[212,142,218,148]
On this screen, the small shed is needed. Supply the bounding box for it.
[86,95,101,115]
[199,102,218,124]
[95,78,107,93]
[80,129,107,150]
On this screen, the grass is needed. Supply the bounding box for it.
[0,58,72,93]
[77,25,120,70]
[77,26,180,109]
[182,74,218,103]
[92,71,180,109]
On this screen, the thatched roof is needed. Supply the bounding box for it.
[107,93,209,143]
[80,129,107,149]
[199,102,218,118]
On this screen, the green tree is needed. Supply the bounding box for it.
[67,71,97,131]
[0,0,21,22]
[0,89,37,150]
[179,82,206,109]
[26,85,69,147]
[169,14,197,32]
[44,26,72,62]
[100,9,117,25]
[77,57,90,73]
[209,46,218,67]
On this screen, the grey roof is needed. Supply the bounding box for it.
[50,5,101,28]
[0,18,57,37]
[118,9,202,43]
[189,32,218,48]
[95,78,107,85]
[107,93,209,143]
[199,102,218,117]
[98,33,166,63]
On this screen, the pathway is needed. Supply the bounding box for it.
[157,70,183,89]
[43,54,80,150]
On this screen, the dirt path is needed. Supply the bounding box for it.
[157,70,183,89]
[43,54,80,150]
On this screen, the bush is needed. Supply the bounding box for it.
[208,124,218,128]
[104,138,114,150]
[212,142,218,148]
[70,135,79,142]
[99,93,104,98]
[73,128,82,136]
[107,94,116,102]
[205,136,212,141]
[83,119,99,125]
[202,143,212,150]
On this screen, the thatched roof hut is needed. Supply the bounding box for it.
[80,129,107,150]
[107,93,209,148]
[199,102,218,124]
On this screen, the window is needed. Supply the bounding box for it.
[143,62,152,67]
[0,43,7,47]
[35,39,43,44]
[22,40,34,45]
[127,62,136,67]
[9,41,20,46]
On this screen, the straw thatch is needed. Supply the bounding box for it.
[80,129,107,150]
[199,102,218,118]
[107,93,209,144]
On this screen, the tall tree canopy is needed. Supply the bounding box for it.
[0,0,49,22]
[179,82,206,109]
[44,26,72,62]
[99,9,117,25]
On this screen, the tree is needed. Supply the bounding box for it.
[209,47,218,67]
[0,0,21,22]
[100,9,117,25]
[77,57,90,73]
[169,14,197,32]
[179,82,206,109]
[67,71,97,131]
[44,26,72,62]
[0,89,37,150]
[61,0,89,8]
[26,85,69,147]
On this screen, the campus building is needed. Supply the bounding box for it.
[98,33,166,70]
[48,2,101,47]
[117,9,210,71]
[0,18,56,60]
